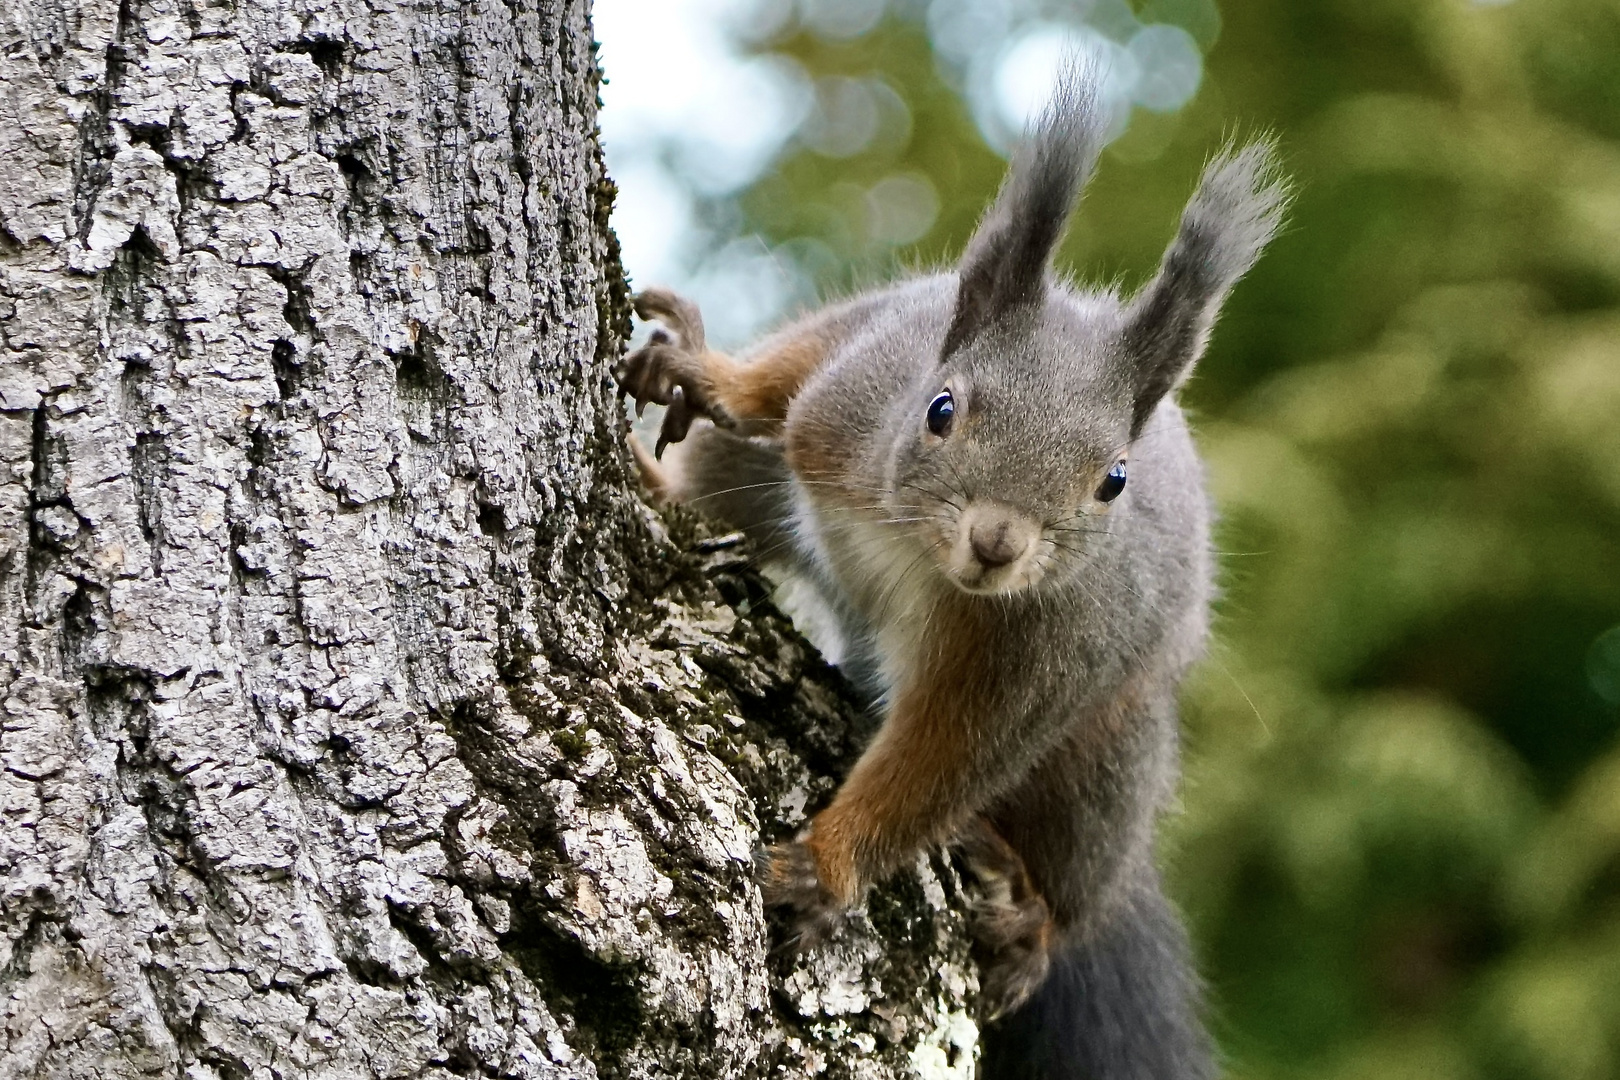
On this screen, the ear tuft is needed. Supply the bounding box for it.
[1123,139,1291,433]
[941,55,1109,359]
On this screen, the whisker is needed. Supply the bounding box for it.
[684,477,895,504]
[741,516,928,565]
[1213,650,1270,738]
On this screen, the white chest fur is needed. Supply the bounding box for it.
[791,484,941,698]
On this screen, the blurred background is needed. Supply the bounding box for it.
[594,1,1620,1076]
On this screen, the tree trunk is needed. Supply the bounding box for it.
[0,1,978,1076]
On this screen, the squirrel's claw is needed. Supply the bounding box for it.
[616,290,731,450]
[617,336,678,411]
[655,386,694,459]
[758,841,846,953]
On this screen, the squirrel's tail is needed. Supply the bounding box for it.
[978,868,1215,1080]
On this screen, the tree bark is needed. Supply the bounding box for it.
[0,0,978,1076]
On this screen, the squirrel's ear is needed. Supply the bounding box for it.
[1122,141,1289,433]
[941,58,1107,359]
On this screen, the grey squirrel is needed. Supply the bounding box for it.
[617,62,1287,1080]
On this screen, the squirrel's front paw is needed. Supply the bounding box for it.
[758,841,846,952]
[617,289,734,456]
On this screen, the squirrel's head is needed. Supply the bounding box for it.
[889,58,1288,597]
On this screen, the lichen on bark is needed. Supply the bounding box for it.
[0,0,978,1076]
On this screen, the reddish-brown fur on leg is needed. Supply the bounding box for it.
[764,601,1009,940]
[708,335,830,427]
[814,607,999,883]
[621,288,834,444]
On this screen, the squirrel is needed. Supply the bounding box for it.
[616,61,1287,1080]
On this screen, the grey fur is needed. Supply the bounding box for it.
[1124,142,1291,433]
[650,67,1285,1080]
[943,57,1109,358]
[978,864,1215,1080]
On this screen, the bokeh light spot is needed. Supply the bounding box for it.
[865,173,940,246]
[800,0,887,40]
[1140,0,1222,48]
[1128,23,1203,113]
[1586,625,1620,705]
[990,25,1138,149]
[804,76,883,158]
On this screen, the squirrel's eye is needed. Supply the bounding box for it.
[926,390,955,437]
[1096,460,1127,503]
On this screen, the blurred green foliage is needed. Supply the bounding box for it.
[720,1,1620,1076]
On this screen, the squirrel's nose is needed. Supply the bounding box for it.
[969,520,1028,569]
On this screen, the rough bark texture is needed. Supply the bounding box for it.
[0,1,979,1076]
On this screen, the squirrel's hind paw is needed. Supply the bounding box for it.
[758,841,846,953]
[970,895,1054,1020]
[955,818,1057,1019]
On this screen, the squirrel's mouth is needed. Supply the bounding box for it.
[947,559,1046,596]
